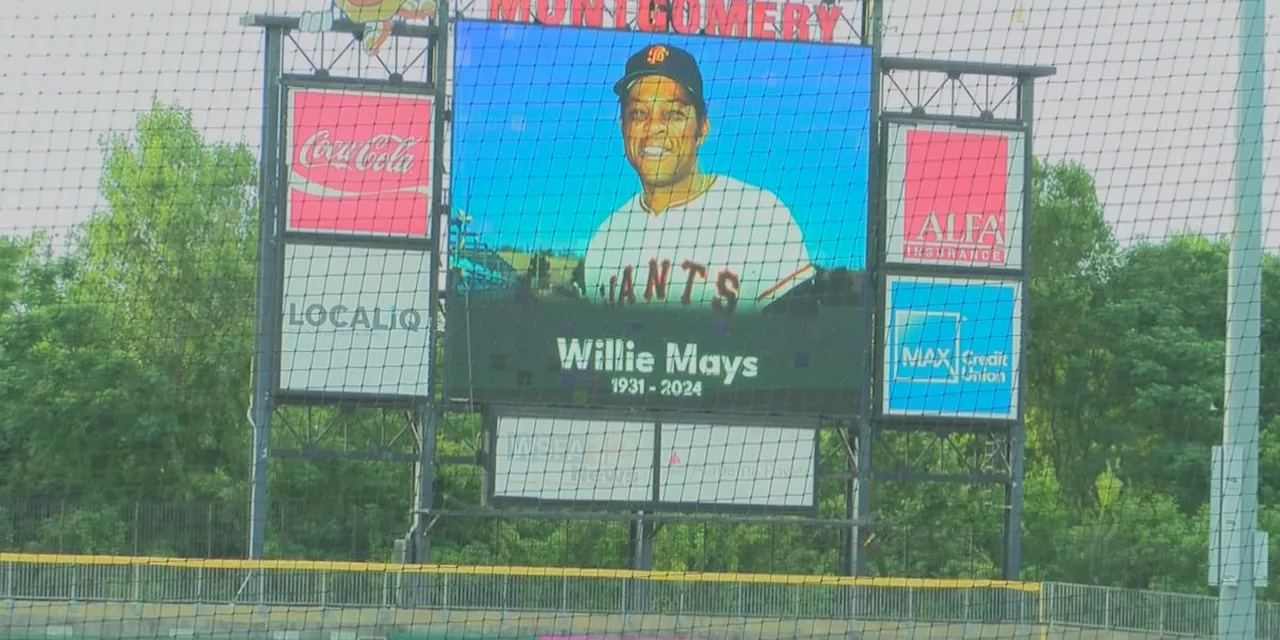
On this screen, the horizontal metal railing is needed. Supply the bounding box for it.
[1,553,1278,638]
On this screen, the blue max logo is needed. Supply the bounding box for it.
[883,276,1021,420]
[891,310,962,383]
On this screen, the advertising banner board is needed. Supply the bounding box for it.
[882,275,1022,420]
[883,122,1026,270]
[489,410,817,512]
[285,87,435,237]
[658,423,815,508]
[446,20,873,415]
[492,415,656,504]
[279,243,432,398]
[468,0,864,45]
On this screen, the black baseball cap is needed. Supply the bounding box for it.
[612,44,706,111]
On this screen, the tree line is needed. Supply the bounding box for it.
[1,101,1277,600]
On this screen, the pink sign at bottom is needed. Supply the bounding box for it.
[541,637,687,640]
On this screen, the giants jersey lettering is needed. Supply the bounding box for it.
[582,175,813,313]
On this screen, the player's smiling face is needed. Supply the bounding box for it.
[620,76,708,189]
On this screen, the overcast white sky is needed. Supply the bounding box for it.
[0,0,1276,251]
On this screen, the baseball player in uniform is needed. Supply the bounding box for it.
[580,44,814,314]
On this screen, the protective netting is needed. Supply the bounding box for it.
[0,0,1276,639]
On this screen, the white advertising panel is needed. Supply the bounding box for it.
[884,122,1026,270]
[279,244,432,397]
[659,423,816,508]
[493,416,655,503]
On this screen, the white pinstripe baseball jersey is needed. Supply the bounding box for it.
[582,175,813,313]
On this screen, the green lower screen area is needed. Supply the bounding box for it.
[444,292,866,416]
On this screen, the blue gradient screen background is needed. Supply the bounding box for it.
[450,19,873,269]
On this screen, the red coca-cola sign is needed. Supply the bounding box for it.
[287,89,434,236]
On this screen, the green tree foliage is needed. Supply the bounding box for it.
[1,101,257,515]
[1024,159,1119,506]
[1,102,1278,601]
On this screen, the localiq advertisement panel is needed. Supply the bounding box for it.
[279,244,432,398]
[285,87,435,237]
[445,20,872,414]
[882,275,1022,420]
[883,122,1025,270]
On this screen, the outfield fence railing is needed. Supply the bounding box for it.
[1,554,1277,638]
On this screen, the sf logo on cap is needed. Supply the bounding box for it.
[646,45,669,65]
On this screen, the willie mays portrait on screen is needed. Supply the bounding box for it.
[576,44,817,315]
[444,21,873,411]
[452,24,870,316]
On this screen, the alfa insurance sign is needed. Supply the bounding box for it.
[883,122,1026,270]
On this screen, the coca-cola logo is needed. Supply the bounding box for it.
[297,130,422,175]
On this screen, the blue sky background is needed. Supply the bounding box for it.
[885,277,1020,419]
[451,20,873,268]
